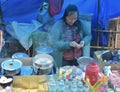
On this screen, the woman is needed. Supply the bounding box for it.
[50,4,92,67]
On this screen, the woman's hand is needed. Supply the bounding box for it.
[70,41,85,49]
[76,41,85,49]
[70,41,78,47]
[80,41,85,47]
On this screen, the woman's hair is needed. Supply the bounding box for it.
[63,4,79,20]
[62,4,81,30]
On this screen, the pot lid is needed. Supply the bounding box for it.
[12,52,29,58]
[34,57,52,65]
[35,46,54,54]
[1,59,22,71]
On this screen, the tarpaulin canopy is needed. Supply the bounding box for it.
[0,0,98,28]
[99,0,120,29]
[0,0,120,47]
[98,0,120,46]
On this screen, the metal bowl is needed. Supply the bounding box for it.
[77,56,94,71]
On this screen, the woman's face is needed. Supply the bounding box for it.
[66,12,78,26]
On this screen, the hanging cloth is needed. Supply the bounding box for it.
[48,0,64,16]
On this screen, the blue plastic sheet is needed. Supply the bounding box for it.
[99,0,120,25]
[99,0,120,29]
[1,0,120,46]
[98,0,120,46]
[0,0,99,46]
[0,0,43,23]
[0,0,98,28]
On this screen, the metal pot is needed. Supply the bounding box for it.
[1,59,23,76]
[32,54,54,75]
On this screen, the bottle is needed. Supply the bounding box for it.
[48,75,57,92]
[48,80,57,92]
[64,79,70,92]
[77,80,83,92]
[58,79,65,92]
[72,78,77,83]
[71,82,78,92]
[103,81,109,92]
[83,82,89,92]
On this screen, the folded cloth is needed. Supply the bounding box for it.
[48,0,64,16]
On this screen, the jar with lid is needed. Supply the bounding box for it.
[85,61,99,86]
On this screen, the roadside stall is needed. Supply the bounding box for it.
[0,54,119,92]
[0,0,120,92]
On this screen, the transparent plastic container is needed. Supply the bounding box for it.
[64,79,70,92]
[58,79,65,92]
[77,80,84,92]
[48,76,57,92]
[70,82,78,92]
[83,82,89,92]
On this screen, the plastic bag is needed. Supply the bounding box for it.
[37,2,53,24]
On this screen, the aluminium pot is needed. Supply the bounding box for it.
[32,54,54,75]
[1,59,23,76]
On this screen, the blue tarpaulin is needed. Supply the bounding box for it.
[0,0,98,27]
[98,0,120,46]
[0,0,42,23]
[0,0,120,46]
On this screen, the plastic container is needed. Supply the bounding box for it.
[83,82,89,92]
[48,75,57,92]
[71,82,78,92]
[58,79,65,92]
[12,52,29,58]
[85,61,99,86]
[77,80,84,92]
[48,80,57,92]
[64,79,70,92]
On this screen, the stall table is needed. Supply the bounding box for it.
[0,58,56,92]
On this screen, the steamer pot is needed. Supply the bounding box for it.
[32,54,54,75]
[1,59,22,76]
